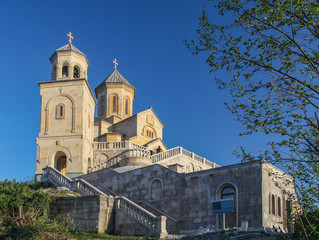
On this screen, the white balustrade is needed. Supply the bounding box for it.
[43,166,73,188]
[88,149,151,173]
[116,196,156,231]
[93,141,147,151]
[75,178,108,197]
[43,166,166,234]
[150,147,180,163]
[151,147,216,169]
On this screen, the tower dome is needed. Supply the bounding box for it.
[49,32,89,81]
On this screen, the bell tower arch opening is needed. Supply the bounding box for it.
[54,151,67,175]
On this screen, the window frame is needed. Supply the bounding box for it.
[56,103,65,119]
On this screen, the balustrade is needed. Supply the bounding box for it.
[116,196,156,230]
[44,166,166,235]
[43,166,72,188]
[151,147,216,169]
[93,141,147,151]
[88,149,151,173]
[75,178,108,197]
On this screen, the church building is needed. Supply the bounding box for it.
[36,34,295,236]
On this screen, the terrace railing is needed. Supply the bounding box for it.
[150,147,217,168]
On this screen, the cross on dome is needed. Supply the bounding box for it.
[67,32,74,44]
[113,59,118,70]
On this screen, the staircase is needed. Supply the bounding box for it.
[42,166,167,236]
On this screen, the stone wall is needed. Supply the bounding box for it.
[50,195,114,233]
[79,161,292,233]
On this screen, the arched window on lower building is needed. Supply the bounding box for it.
[217,184,237,228]
[278,197,281,216]
[150,178,163,201]
[272,194,276,215]
[56,104,65,119]
[269,193,272,214]
[221,186,235,199]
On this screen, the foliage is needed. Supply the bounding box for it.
[0,216,156,240]
[293,209,319,239]
[0,179,50,227]
[186,0,319,236]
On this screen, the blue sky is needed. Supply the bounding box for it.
[0,0,271,181]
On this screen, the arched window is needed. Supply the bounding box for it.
[62,64,68,77]
[99,97,105,116]
[278,197,281,216]
[56,104,65,119]
[221,187,235,199]
[88,158,91,168]
[269,193,272,214]
[217,184,237,228]
[112,95,117,113]
[145,127,155,139]
[186,163,195,173]
[73,66,79,78]
[51,64,57,80]
[150,178,163,201]
[125,98,129,115]
[272,194,276,215]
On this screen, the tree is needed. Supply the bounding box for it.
[0,179,50,227]
[186,0,319,237]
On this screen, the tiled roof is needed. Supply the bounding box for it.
[56,43,86,57]
[100,69,134,88]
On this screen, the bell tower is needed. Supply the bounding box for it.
[50,32,89,81]
[36,33,96,179]
[95,59,135,123]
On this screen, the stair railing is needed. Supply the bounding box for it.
[150,146,217,168]
[42,166,73,189]
[88,148,151,173]
[116,196,157,231]
[43,166,166,236]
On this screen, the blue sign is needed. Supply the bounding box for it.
[212,198,234,214]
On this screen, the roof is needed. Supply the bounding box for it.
[49,43,89,65]
[96,69,134,89]
[56,43,86,57]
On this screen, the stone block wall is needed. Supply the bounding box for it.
[50,195,114,233]
[80,161,290,233]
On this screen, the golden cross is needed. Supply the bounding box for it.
[67,32,74,44]
[113,59,118,70]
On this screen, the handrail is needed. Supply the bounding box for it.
[138,201,177,223]
[116,196,157,231]
[43,166,165,234]
[75,178,108,197]
[43,166,73,188]
[93,141,147,151]
[150,146,216,168]
[88,148,151,173]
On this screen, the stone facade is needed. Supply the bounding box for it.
[80,161,294,233]
[37,40,295,235]
[50,195,114,233]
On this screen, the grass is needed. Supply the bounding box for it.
[0,217,156,240]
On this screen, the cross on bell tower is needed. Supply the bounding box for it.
[67,32,74,44]
[113,59,118,70]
